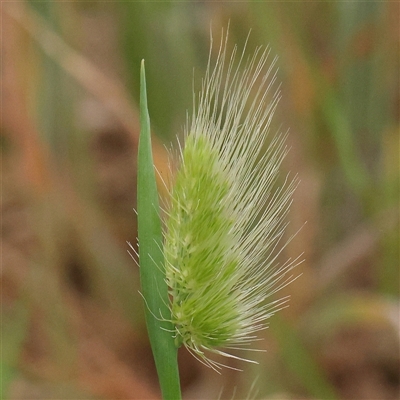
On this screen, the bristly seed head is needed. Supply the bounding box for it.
[163,32,299,371]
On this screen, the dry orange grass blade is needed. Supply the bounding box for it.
[2,8,53,193]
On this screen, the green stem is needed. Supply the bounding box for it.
[138,60,182,400]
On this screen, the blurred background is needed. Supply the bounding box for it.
[2,1,399,399]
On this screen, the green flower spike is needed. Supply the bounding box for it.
[163,35,299,370]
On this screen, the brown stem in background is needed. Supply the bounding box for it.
[4,1,140,146]
[317,207,399,293]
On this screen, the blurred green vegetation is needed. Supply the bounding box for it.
[2,1,399,399]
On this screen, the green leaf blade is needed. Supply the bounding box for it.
[138,60,181,400]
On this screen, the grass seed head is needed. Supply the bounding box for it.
[163,32,299,370]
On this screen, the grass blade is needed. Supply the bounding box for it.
[137,60,181,400]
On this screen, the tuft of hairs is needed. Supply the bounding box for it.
[162,31,300,371]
